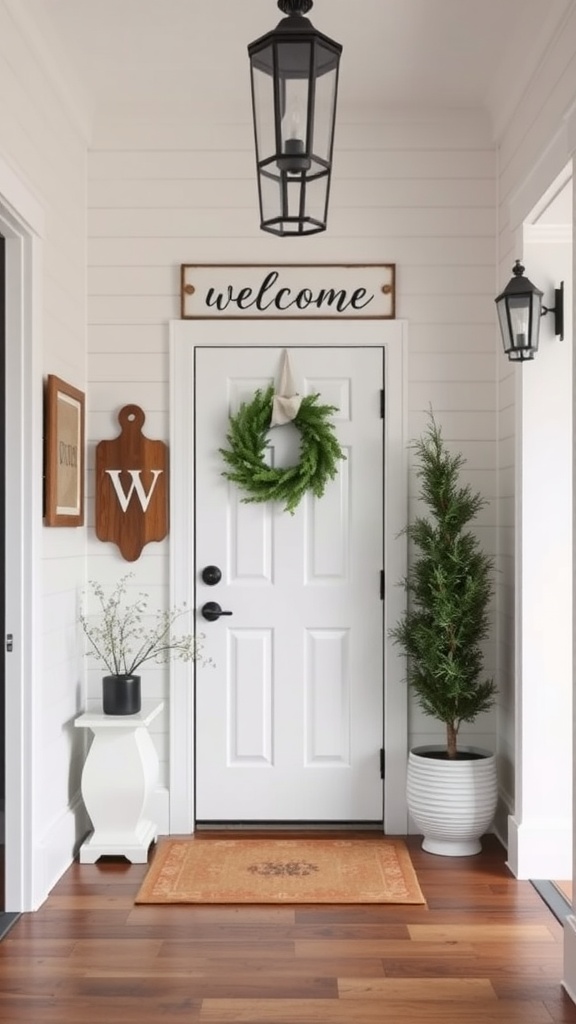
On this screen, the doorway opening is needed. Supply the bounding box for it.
[526,172,573,904]
[508,163,573,884]
[0,234,4,909]
[0,159,42,915]
[0,232,18,936]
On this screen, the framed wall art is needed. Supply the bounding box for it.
[44,374,85,527]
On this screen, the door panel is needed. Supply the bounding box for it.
[194,345,384,821]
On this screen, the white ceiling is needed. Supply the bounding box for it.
[21,0,574,135]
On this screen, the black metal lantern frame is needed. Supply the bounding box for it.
[495,260,564,362]
[248,0,342,236]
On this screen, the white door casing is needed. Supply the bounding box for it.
[169,318,408,834]
[0,155,44,911]
[195,345,384,821]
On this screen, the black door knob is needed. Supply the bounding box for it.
[201,565,222,586]
[201,601,233,622]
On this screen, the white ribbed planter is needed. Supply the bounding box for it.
[407,745,498,857]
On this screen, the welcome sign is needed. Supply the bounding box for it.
[180,264,395,320]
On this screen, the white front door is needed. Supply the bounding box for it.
[194,344,384,822]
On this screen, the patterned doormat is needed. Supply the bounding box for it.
[135,837,426,905]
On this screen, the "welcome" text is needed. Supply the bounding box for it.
[205,270,374,314]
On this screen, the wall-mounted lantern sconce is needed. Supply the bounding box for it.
[248,0,342,236]
[495,259,564,362]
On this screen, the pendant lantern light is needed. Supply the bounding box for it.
[248,0,342,236]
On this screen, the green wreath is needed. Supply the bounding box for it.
[219,385,346,514]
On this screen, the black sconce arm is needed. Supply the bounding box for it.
[541,281,564,340]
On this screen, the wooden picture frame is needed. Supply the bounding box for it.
[44,374,85,526]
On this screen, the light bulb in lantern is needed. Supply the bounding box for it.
[278,97,311,173]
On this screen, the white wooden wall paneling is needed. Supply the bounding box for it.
[0,2,89,906]
[88,205,494,238]
[88,147,496,181]
[88,234,497,267]
[88,177,496,209]
[91,114,492,151]
[87,112,499,804]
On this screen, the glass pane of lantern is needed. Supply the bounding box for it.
[285,177,306,229]
[497,302,512,351]
[529,291,541,352]
[507,296,531,351]
[311,54,338,162]
[303,173,329,228]
[275,174,327,234]
[277,42,311,162]
[250,48,276,162]
[260,172,281,226]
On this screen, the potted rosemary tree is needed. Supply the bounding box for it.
[390,414,498,856]
[80,573,204,716]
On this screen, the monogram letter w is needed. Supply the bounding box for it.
[105,469,163,512]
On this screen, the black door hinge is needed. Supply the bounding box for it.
[380,389,385,419]
[5,634,13,653]
[380,570,384,600]
[380,748,385,779]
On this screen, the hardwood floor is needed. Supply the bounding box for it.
[0,833,574,1023]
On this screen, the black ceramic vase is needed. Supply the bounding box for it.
[102,674,141,716]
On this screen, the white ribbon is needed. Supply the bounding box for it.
[270,350,302,427]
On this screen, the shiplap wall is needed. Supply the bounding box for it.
[87,109,498,814]
[495,2,576,848]
[0,0,88,904]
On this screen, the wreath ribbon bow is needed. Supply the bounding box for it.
[270,351,302,427]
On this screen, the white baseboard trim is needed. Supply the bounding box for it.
[149,786,170,836]
[493,788,512,850]
[507,814,572,878]
[29,785,172,912]
[563,915,576,1006]
[32,793,90,911]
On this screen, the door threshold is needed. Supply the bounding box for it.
[0,913,19,941]
[531,880,572,925]
[195,821,384,831]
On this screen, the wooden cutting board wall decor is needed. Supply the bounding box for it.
[95,405,169,561]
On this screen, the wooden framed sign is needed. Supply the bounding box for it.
[181,264,395,320]
[44,374,85,527]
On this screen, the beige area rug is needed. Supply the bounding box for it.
[135,837,426,905]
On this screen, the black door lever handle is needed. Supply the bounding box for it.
[201,602,233,622]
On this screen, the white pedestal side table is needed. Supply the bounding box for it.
[75,700,164,864]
